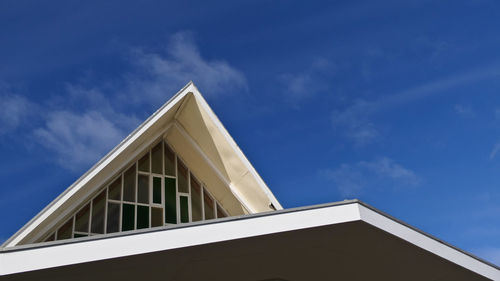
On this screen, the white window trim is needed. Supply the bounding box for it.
[37,135,232,243]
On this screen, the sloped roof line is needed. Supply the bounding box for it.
[190,84,282,210]
[2,82,194,248]
[3,81,281,247]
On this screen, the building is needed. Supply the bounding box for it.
[0,82,498,280]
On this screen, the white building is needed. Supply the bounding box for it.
[1,82,498,280]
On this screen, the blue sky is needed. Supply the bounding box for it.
[1,0,500,265]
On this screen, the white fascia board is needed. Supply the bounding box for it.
[0,203,360,276]
[190,85,283,210]
[358,204,500,280]
[2,82,196,248]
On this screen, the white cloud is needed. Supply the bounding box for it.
[333,66,500,145]
[34,110,138,171]
[332,99,380,145]
[127,31,247,105]
[30,31,246,171]
[490,142,500,160]
[495,108,500,121]
[0,94,34,134]
[279,58,336,104]
[321,157,420,197]
[454,104,475,118]
[33,83,141,171]
[490,108,500,159]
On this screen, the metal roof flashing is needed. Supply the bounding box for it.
[0,200,498,279]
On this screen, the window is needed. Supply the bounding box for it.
[40,139,230,243]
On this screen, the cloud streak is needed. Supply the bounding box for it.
[2,31,247,171]
[332,99,380,145]
[454,104,475,118]
[34,110,139,171]
[490,108,500,160]
[279,57,336,104]
[127,32,247,105]
[0,93,35,134]
[333,65,500,145]
[490,142,500,160]
[321,157,420,197]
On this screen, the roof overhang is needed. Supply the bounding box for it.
[3,82,282,247]
[1,200,498,280]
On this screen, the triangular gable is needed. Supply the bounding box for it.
[3,82,282,247]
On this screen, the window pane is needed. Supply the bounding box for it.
[164,142,175,176]
[107,202,120,233]
[74,203,90,233]
[137,205,149,229]
[153,177,162,204]
[177,160,189,193]
[217,204,227,218]
[180,196,189,223]
[204,189,215,220]
[191,176,202,222]
[151,142,162,174]
[57,218,73,240]
[122,204,135,231]
[74,233,88,238]
[138,152,150,172]
[91,190,106,234]
[165,177,177,224]
[151,207,163,227]
[123,164,136,202]
[138,174,149,204]
[108,177,121,201]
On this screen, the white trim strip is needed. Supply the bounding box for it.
[173,122,253,213]
[191,87,283,210]
[1,201,498,279]
[4,86,189,247]
[358,204,500,280]
[0,203,360,276]
[3,82,283,247]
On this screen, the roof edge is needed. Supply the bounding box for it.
[2,81,195,248]
[1,199,498,279]
[190,84,283,210]
[355,200,500,272]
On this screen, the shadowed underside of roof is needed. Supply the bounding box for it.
[1,200,498,280]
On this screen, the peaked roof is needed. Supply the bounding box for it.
[3,81,282,247]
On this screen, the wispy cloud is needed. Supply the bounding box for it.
[490,109,500,160]
[454,104,475,118]
[2,31,247,171]
[126,31,247,105]
[320,157,420,197]
[412,36,450,63]
[279,57,336,104]
[333,65,500,145]
[34,110,139,171]
[494,108,500,121]
[490,143,500,160]
[0,93,35,135]
[332,99,380,145]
